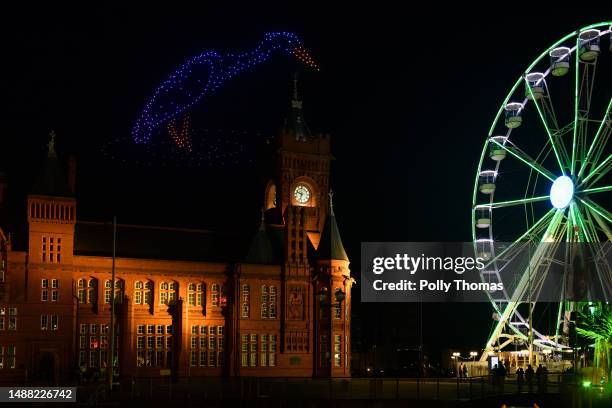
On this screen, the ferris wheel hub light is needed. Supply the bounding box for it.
[550,176,574,209]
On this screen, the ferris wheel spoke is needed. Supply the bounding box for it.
[577,96,612,181]
[525,80,567,174]
[480,195,550,209]
[579,155,611,188]
[585,205,612,242]
[577,197,612,225]
[478,208,556,270]
[579,185,612,195]
[490,139,556,181]
[484,210,565,351]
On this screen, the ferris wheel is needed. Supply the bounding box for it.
[472,22,612,358]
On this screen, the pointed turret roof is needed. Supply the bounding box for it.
[31,131,73,197]
[245,210,275,264]
[317,192,348,261]
[284,73,311,142]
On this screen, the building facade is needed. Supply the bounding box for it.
[0,87,352,384]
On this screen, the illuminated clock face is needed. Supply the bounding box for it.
[293,185,311,204]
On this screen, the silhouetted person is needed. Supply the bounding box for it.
[525,364,534,392]
[462,364,468,379]
[536,364,543,393]
[516,367,525,392]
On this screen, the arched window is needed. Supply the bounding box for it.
[196,283,205,306]
[261,285,269,318]
[269,286,277,319]
[144,281,152,305]
[104,280,112,303]
[135,281,143,304]
[160,281,177,305]
[188,283,205,307]
[241,284,250,318]
[160,282,168,305]
[105,279,124,304]
[77,279,86,303]
[211,284,220,307]
[88,278,98,305]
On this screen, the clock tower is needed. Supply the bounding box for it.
[265,75,332,249]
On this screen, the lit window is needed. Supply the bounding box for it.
[51,279,58,288]
[40,315,48,330]
[269,286,277,319]
[334,335,341,367]
[51,315,58,330]
[211,284,220,307]
[241,284,250,318]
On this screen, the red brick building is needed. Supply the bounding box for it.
[0,88,352,384]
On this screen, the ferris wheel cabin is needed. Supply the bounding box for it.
[525,72,545,100]
[475,206,491,229]
[549,47,571,76]
[504,102,523,129]
[578,29,600,62]
[478,170,497,194]
[489,136,507,161]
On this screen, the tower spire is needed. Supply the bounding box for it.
[317,190,348,261]
[47,130,57,158]
[286,72,310,142]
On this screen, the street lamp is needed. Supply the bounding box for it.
[470,351,477,362]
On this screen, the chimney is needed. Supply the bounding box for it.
[0,172,6,205]
[67,156,76,194]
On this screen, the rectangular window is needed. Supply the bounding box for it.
[135,291,142,304]
[89,350,98,368]
[104,290,111,304]
[137,351,144,367]
[333,335,341,367]
[157,337,164,349]
[0,317,3,331]
[100,350,107,368]
[269,334,277,367]
[209,336,216,350]
[209,351,217,367]
[51,279,58,288]
[40,315,48,330]
[191,325,198,335]
[156,351,164,367]
[147,325,154,335]
[90,336,98,349]
[80,324,87,334]
[191,337,197,349]
[197,292,203,306]
[157,325,164,335]
[41,289,48,301]
[209,326,217,336]
[7,346,15,369]
[147,337,154,349]
[160,292,168,305]
[199,351,206,367]
[100,336,108,349]
[90,324,97,334]
[146,350,154,367]
[166,337,172,349]
[188,293,195,306]
[137,324,145,335]
[79,351,87,367]
[137,337,144,349]
[200,337,207,349]
[80,335,86,349]
[51,290,58,301]
[166,325,173,334]
[41,279,49,288]
[190,350,197,367]
[200,326,207,335]
[101,324,109,335]
[51,315,58,330]
[78,290,86,304]
[8,316,16,331]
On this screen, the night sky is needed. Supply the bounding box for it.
[0,5,609,361]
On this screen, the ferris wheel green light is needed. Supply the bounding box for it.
[550,176,574,209]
